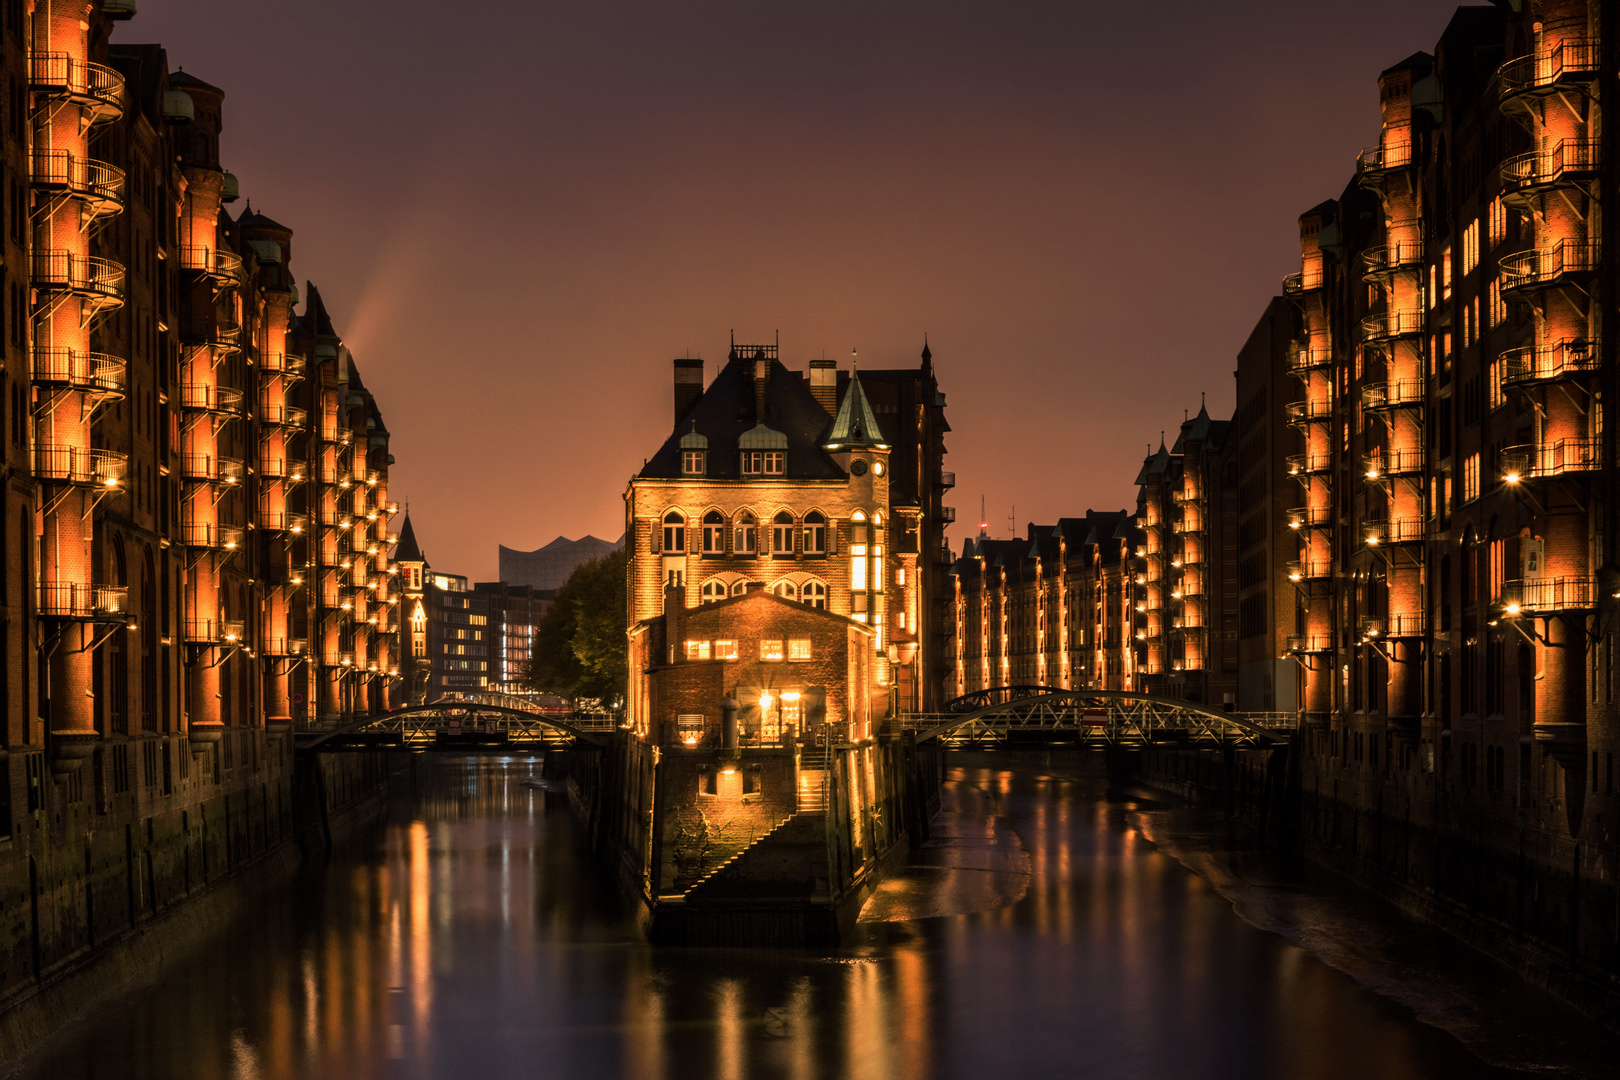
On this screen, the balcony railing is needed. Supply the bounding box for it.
[316,506,352,527]
[318,426,354,446]
[259,402,308,429]
[178,521,244,550]
[31,347,125,396]
[1171,487,1204,504]
[1501,437,1601,481]
[31,250,125,307]
[262,637,307,657]
[1286,634,1333,654]
[1499,576,1597,614]
[1498,39,1601,101]
[28,53,125,122]
[1360,309,1424,341]
[937,470,956,489]
[1285,452,1332,477]
[180,246,244,286]
[262,351,307,377]
[1282,268,1325,295]
[33,444,125,487]
[1499,240,1599,294]
[1286,559,1333,582]
[37,582,127,619]
[179,454,244,485]
[1287,505,1332,530]
[1500,140,1599,197]
[1364,447,1425,479]
[259,510,308,534]
[183,619,246,644]
[1500,340,1599,388]
[1360,239,1424,279]
[938,506,956,523]
[1357,141,1415,176]
[179,382,244,416]
[30,151,126,216]
[1360,379,1423,411]
[1284,398,1333,425]
[1288,343,1332,374]
[1363,518,1424,545]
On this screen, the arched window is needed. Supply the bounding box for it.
[734,511,758,556]
[662,511,685,553]
[803,511,827,556]
[771,580,799,602]
[802,579,828,609]
[701,578,728,604]
[772,511,795,555]
[731,580,748,596]
[702,511,725,555]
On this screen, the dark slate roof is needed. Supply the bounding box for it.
[638,354,847,481]
[824,371,886,448]
[1381,51,1434,78]
[395,514,425,564]
[238,207,292,233]
[303,282,340,339]
[167,68,223,93]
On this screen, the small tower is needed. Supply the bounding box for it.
[394,513,431,704]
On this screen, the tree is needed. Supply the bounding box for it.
[524,550,627,710]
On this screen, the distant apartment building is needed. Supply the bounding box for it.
[472,581,547,692]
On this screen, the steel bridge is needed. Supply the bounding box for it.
[299,699,618,752]
[904,687,1295,749]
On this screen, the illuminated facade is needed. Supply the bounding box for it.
[625,340,950,737]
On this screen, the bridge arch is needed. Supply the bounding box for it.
[305,702,610,750]
[914,690,1293,749]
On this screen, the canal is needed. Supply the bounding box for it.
[13,755,1617,1079]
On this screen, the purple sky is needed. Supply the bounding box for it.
[123,0,1467,580]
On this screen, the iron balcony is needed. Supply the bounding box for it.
[1360,309,1424,342]
[1287,505,1332,530]
[1499,340,1599,388]
[1499,240,1599,295]
[1356,141,1415,180]
[1286,452,1332,478]
[1364,447,1425,479]
[1500,140,1599,206]
[1287,559,1333,582]
[1282,268,1325,296]
[30,150,126,220]
[259,510,308,534]
[179,454,244,486]
[28,53,125,125]
[1285,398,1333,427]
[1501,438,1601,481]
[1498,576,1598,614]
[183,619,246,644]
[1360,379,1423,412]
[1364,518,1425,546]
[1498,39,1601,107]
[178,521,244,550]
[32,444,126,487]
[262,351,307,377]
[179,382,244,417]
[262,637,308,658]
[1288,343,1332,375]
[36,583,128,620]
[31,347,125,398]
[1286,634,1333,654]
[31,250,125,311]
[180,246,244,288]
[1360,238,1424,281]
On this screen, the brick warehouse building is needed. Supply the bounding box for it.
[0,0,400,991]
[625,340,950,730]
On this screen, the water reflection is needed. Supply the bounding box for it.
[18,757,1517,1080]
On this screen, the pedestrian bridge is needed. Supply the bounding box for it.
[300,695,618,751]
[904,687,1294,749]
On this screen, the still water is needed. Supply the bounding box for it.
[13,756,1596,1079]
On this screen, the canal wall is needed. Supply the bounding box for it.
[1129,741,1620,1025]
[558,729,943,946]
[0,738,387,1064]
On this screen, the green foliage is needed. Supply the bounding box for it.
[524,549,627,710]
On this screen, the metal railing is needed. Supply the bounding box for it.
[37,582,127,619]
[1357,141,1415,174]
[262,637,307,657]
[1500,340,1599,387]
[1282,268,1325,294]
[1285,634,1333,654]
[1500,140,1599,192]
[30,151,125,211]
[1360,239,1424,278]
[184,619,246,644]
[179,383,243,415]
[31,347,125,395]
[32,444,125,486]
[179,454,243,485]
[1286,559,1333,581]
[180,246,244,284]
[1501,437,1601,480]
[1284,398,1333,424]
[178,521,244,550]
[31,250,124,303]
[28,53,125,119]
[262,351,306,376]
[1363,517,1424,545]
[1499,576,1597,613]
[1499,240,1599,293]
[1285,452,1332,477]
[1364,447,1425,478]
[1360,309,1424,341]
[1289,343,1332,373]
[259,510,308,534]
[1360,379,1423,411]
[1287,505,1331,529]
[1498,39,1601,99]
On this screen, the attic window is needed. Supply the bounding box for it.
[742,451,784,476]
[682,450,705,476]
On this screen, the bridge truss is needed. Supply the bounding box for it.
[303,701,614,752]
[906,689,1295,750]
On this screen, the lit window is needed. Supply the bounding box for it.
[715,639,738,660]
[662,511,686,553]
[788,639,812,661]
[895,567,907,586]
[851,544,868,591]
[760,640,785,661]
[803,579,827,609]
[1463,453,1480,502]
[741,451,786,476]
[734,511,757,555]
[685,640,711,660]
[772,511,795,554]
[803,511,827,555]
[700,579,728,604]
[702,511,725,554]
[772,580,799,602]
[682,450,705,476]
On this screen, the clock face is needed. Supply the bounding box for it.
[850,459,869,476]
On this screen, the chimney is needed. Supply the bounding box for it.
[673,359,703,423]
[809,358,837,415]
[753,352,770,422]
[664,580,685,664]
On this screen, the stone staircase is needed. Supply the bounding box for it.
[683,811,829,902]
[797,745,830,812]
[681,813,797,894]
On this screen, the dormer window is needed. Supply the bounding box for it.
[679,429,708,476]
[742,451,784,476]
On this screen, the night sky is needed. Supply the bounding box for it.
[125,1,1466,580]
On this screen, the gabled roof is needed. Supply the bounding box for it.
[238,207,291,233]
[824,371,887,449]
[394,514,425,564]
[167,68,223,93]
[637,353,847,481]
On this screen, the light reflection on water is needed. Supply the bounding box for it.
[16,756,1513,1080]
